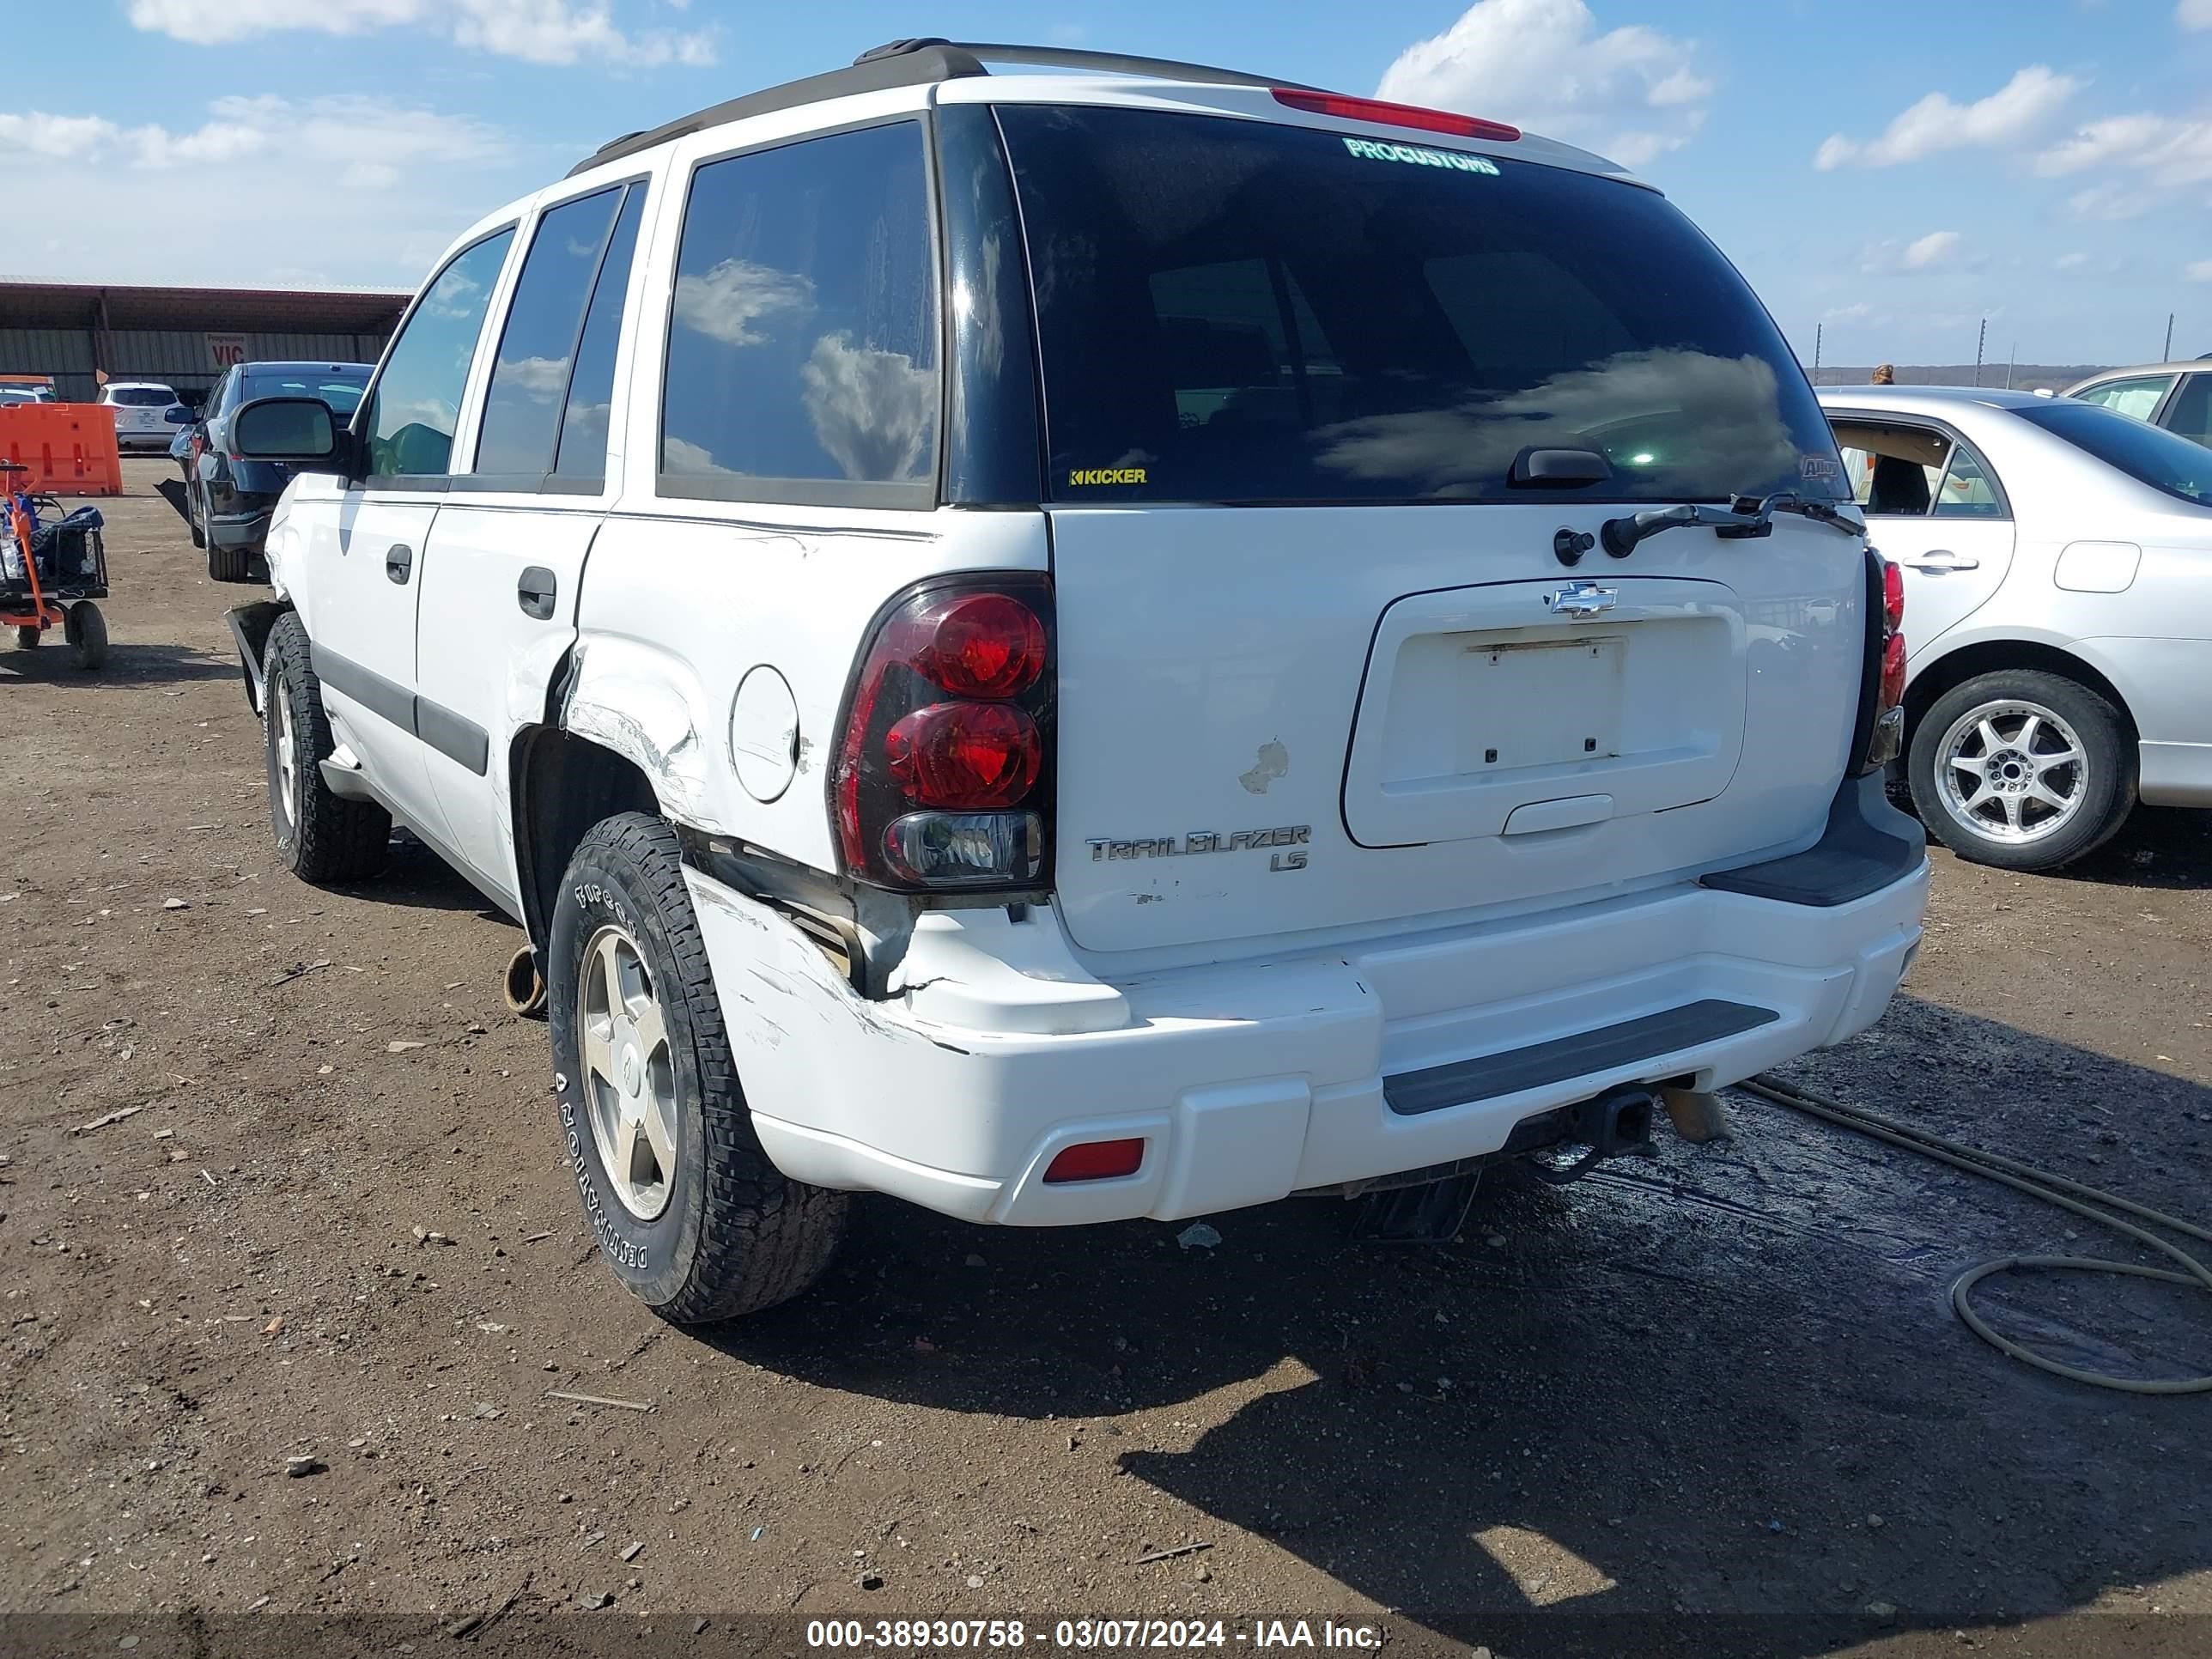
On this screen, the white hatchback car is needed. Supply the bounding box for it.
[224,40,1927,1321]
[100,380,190,452]
[1820,384,2212,870]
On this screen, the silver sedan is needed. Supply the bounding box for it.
[1817,384,2212,872]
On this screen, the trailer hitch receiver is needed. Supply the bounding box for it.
[1528,1085,1657,1185]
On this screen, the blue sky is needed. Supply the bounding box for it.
[9,0,2211,367]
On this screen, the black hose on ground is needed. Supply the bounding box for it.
[1741,1075,2212,1395]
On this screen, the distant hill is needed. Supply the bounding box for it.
[1807,362,2109,393]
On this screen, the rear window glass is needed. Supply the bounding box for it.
[244,374,367,415]
[996,106,1842,506]
[109,387,174,407]
[2017,399,2212,507]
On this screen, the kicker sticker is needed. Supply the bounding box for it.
[1342,136,1500,175]
[1069,467,1148,486]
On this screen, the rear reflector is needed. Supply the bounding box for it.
[1042,1138,1145,1184]
[1272,88,1521,143]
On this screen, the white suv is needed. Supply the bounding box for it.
[100,380,190,452]
[226,40,1929,1321]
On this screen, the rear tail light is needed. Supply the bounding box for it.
[1856,551,1906,773]
[834,574,1054,891]
[1043,1139,1145,1183]
[1271,87,1521,143]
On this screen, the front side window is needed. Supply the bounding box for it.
[2018,399,2212,507]
[476,186,625,478]
[2072,374,2173,422]
[997,106,1843,506]
[365,228,516,478]
[661,121,939,498]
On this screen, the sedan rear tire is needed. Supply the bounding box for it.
[1907,670,2133,872]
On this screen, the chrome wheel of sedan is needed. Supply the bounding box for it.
[578,923,678,1222]
[1933,699,2087,846]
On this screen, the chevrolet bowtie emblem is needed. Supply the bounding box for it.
[1543,580,1618,617]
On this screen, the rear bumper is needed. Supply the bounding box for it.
[691,829,1928,1230]
[208,507,273,552]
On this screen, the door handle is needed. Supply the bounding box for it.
[1900,549,1978,573]
[385,543,412,584]
[517,566,557,621]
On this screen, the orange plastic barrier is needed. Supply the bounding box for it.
[0,405,125,496]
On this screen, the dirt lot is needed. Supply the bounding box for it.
[3,459,2209,1657]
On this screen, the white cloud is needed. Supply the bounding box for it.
[1857,230,1968,274]
[2189,259,2212,282]
[673,259,815,348]
[2180,0,2212,29]
[1814,65,2078,168]
[2037,112,2212,184]
[1903,230,1963,269]
[125,0,715,66]
[1375,0,1714,168]
[799,333,936,483]
[0,94,522,286]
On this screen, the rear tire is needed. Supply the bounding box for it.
[188,482,206,550]
[208,543,252,583]
[262,612,391,883]
[549,812,848,1322]
[14,626,38,650]
[64,603,106,671]
[1907,669,2132,872]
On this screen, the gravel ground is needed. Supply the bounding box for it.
[2,461,2209,1658]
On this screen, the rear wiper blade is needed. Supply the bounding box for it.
[1600,490,1864,557]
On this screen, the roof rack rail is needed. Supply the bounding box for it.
[852,37,1321,93]
[569,38,1322,177]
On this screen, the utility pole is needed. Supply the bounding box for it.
[2006,340,2016,389]
[2165,312,2176,361]
[1813,322,1822,384]
[1973,318,1985,387]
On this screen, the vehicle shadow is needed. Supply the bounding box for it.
[2053,805,2212,892]
[368,830,513,921]
[0,641,237,686]
[154,477,191,525]
[703,994,2212,1650]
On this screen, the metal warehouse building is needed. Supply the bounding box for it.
[0,280,409,407]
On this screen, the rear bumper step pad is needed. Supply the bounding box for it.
[1383,998,1779,1116]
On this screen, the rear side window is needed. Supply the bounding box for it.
[996,106,1843,506]
[1933,442,2003,518]
[660,121,939,503]
[2165,374,2212,448]
[2072,374,2172,422]
[476,185,637,480]
[368,228,515,478]
[554,186,647,480]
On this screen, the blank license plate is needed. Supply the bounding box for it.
[1467,635,1624,770]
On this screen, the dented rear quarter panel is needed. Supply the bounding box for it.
[573,504,1049,865]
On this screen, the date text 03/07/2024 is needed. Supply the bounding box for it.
[804,1619,1388,1650]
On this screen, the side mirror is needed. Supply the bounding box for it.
[233,396,339,465]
